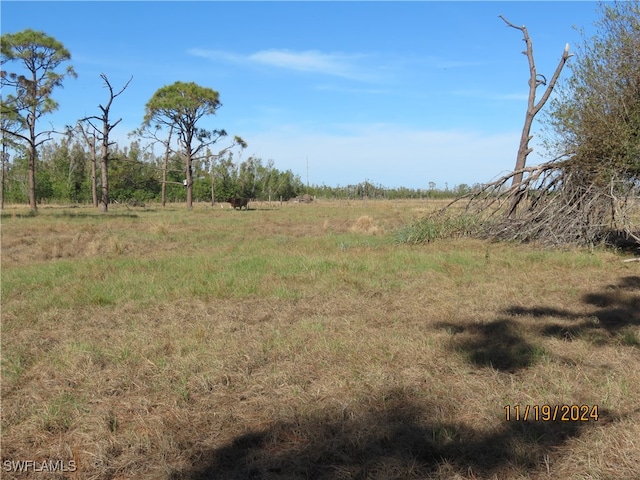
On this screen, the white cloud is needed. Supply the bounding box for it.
[250,50,361,77]
[188,48,244,63]
[187,48,487,87]
[188,48,376,81]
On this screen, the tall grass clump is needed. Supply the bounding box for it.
[395,212,482,244]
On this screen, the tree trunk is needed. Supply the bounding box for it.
[89,137,98,208]
[28,114,37,211]
[0,147,6,210]
[211,167,215,206]
[162,157,168,208]
[100,126,109,213]
[77,124,99,207]
[186,153,193,209]
[513,106,535,185]
[161,125,173,208]
[185,131,194,209]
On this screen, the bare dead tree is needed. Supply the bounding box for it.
[160,124,174,207]
[498,16,573,192]
[413,12,640,249]
[75,122,99,207]
[81,73,132,212]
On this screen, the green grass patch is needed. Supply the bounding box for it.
[40,392,83,433]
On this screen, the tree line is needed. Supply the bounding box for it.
[1,133,472,205]
[0,29,472,210]
[0,135,308,205]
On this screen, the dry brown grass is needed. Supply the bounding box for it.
[350,215,384,235]
[1,199,639,479]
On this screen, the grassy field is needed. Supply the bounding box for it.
[1,199,639,479]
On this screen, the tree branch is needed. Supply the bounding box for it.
[533,43,573,114]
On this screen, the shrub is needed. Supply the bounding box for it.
[395,213,482,244]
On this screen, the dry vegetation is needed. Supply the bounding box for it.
[439,164,640,248]
[1,199,639,479]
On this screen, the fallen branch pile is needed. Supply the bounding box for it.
[441,157,640,248]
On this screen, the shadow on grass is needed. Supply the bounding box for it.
[171,388,610,480]
[0,210,38,219]
[0,204,159,218]
[1,210,142,219]
[50,211,141,219]
[433,276,639,373]
[435,319,543,373]
[505,276,640,344]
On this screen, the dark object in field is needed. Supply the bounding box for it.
[228,197,249,210]
[128,199,146,207]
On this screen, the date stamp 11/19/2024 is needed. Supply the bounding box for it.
[505,404,599,422]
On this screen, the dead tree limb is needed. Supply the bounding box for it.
[439,154,640,247]
[499,15,573,190]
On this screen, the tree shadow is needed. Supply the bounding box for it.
[432,276,638,373]
[171,388,611,480]
[505,276,640,343]
[435,319,542,373]
[0,210,142,219]
[51,211,141,219]
[0,210,38,219]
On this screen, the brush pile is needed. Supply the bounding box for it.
[440,156,640,248]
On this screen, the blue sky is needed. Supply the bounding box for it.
[2,1,602,189]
